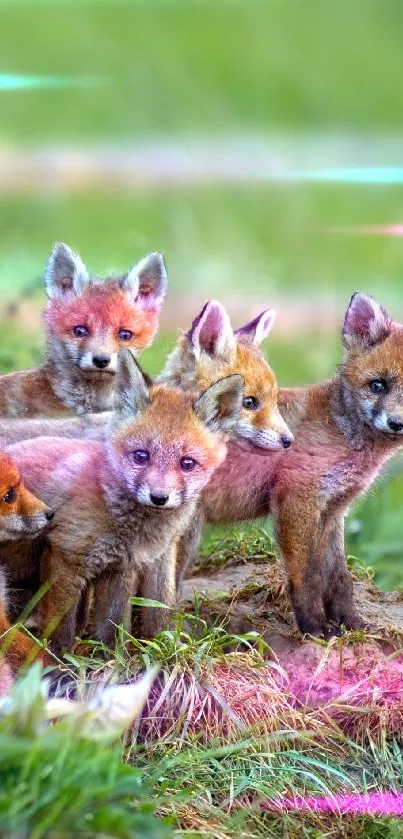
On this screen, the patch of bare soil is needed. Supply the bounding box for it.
[180,553,403,717]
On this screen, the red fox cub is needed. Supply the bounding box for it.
[188,292,403,639]
[0,243,167,418]
[160,300,293,451]
[0,451,54,669]
[0,300,293,452]
[4,351,243,652]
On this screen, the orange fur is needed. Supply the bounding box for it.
[2,354,242,651]
[182,294,403,639]
[0,451,54,671]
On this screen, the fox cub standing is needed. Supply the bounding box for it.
[4,351,243,652]
[184,293,403,639]
[0,243,167,418]
[0,451,54,669]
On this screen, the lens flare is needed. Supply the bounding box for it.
[0,75,102,91]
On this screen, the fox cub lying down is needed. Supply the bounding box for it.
[3,352,244,652]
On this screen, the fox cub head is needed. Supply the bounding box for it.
[44,242,167,377]
[0,451,54,541]
[342,292,403,437]
[162,300,293,451]
[108,350,244,509]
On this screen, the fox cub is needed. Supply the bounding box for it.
[189,292,403,639]
[4,351,243,652]
[0,451,54,669]
[0,243,167,418]
[160,299,293,451]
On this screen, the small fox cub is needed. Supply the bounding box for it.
[160,299,293,451]
[0,300,293,452]
[4,351,243,652]
[181,293,403,639]
[0,451,54,669]
[0,242,167,418]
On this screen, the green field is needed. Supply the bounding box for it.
[0,0,403,139]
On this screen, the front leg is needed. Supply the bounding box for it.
[92,565,138,648]
[140,542,177,638]
[176,505,205,592]
[39,548,87,653]
[273,492,341,640]
[323,515,365,630]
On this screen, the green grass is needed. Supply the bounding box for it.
[2,531,403,839]
[0,0,403,140]
[1,185,403,306]
[0,666,173,839]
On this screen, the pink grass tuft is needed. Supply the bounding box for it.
[261,791,403,816]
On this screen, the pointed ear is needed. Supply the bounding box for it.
[187,300,235,359]
[120,252,167,308]
[193,374,244,435]
[114,349,151,419]
[235,308,276,345]
[343,293,391,350]
[45,242,90,299]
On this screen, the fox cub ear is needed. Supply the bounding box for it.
[193,374,244,435]
[235,308,276,345]
[45,243,90,299]
[187,301,235,359]
[121,252,167,308]
[343,293,391,349]
[114,349,151,419]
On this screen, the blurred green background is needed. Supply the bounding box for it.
[1,0,403,588]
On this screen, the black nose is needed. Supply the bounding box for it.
[281,435,293,449]
[46,510,55,521]
[92,355,111,369]
[387,417,403,432]
[150,493,169,507]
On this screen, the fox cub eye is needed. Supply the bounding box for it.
[3,488,16,504]
[73,325,89,338]
[369,379,389,394]
[118,329,133,341]
[133,449,150,465]
[180,457,197,471]
[243,396,259,410]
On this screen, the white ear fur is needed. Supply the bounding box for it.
[121,252,167,304]
[45,242,90,299]
[188,300,235,359]
[235,308,276,345]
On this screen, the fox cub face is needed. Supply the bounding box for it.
[342,292,403,437]
[163,300,292,451]
[44,242,167,376]
[108,350,244,509]
[0,451,54,540]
